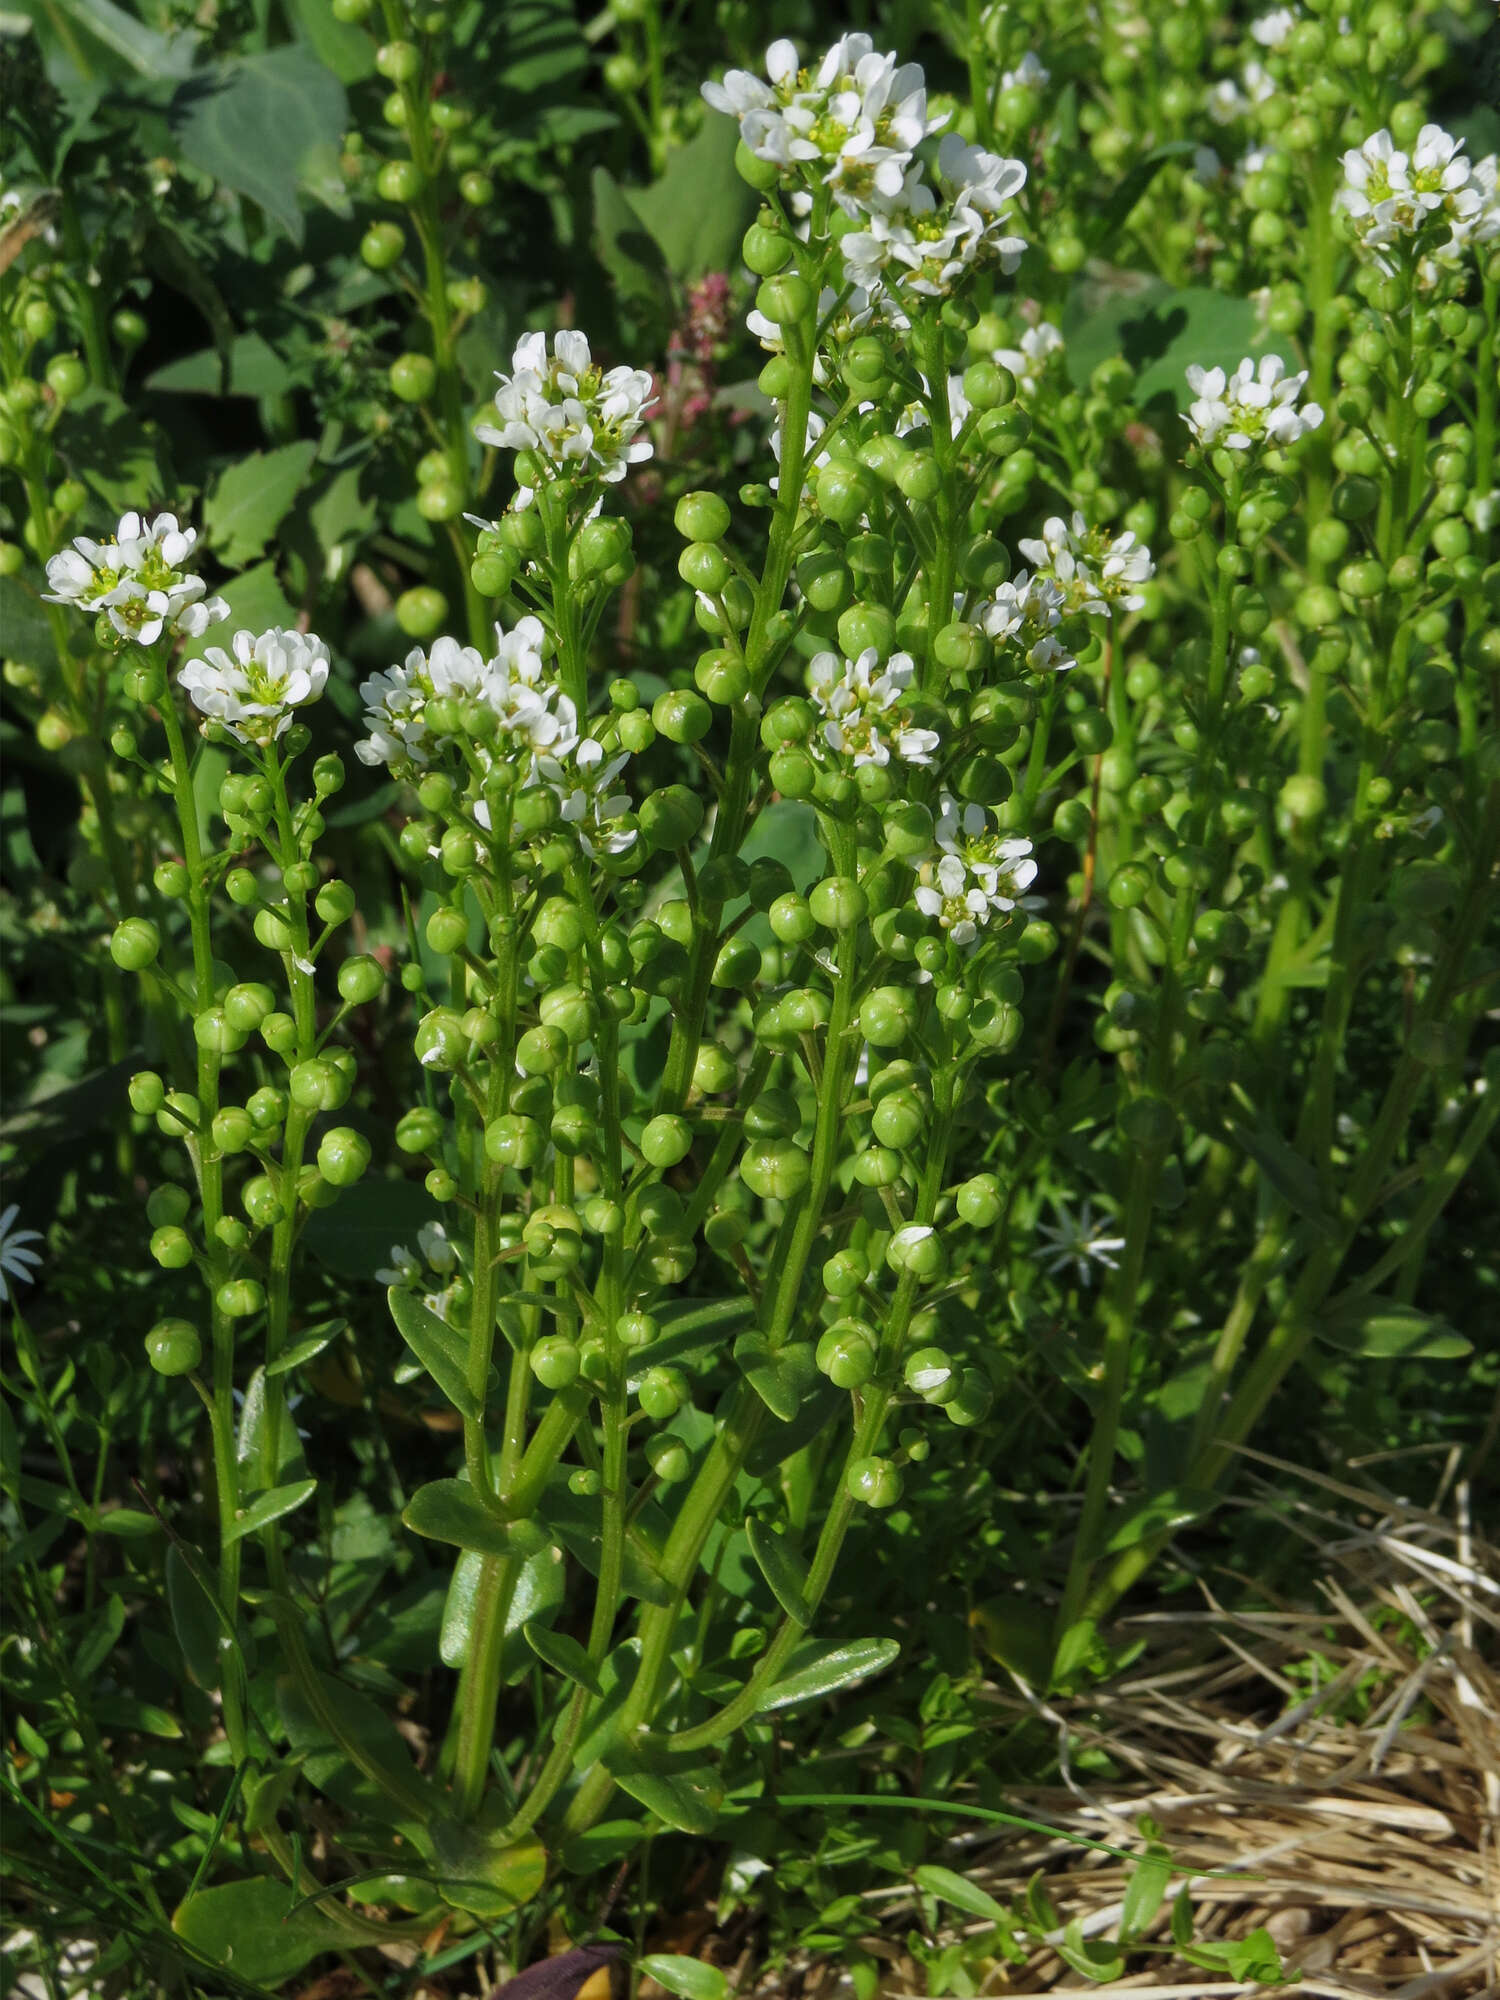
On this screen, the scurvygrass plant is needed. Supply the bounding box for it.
[2,0,1497,1984]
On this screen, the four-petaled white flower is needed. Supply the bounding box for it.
[179,628,330,746]
[703,34,944,217]
[476,330,654,487]
[0,1204,44,1304]
[841,136,1027,307]
[808,648,940,769]
[979,570,1075,674]
[1337,124,1489,264]
[356,619,577,778]
[995,320,1064,396]
[1035,1198,1126,1286]
[1184,354,1324,452]
[1000,51,1050,90]
[532,738,638,857]
[45,510,229,646]
[1017,512,1154,617]
[1250,7,1298,47]
[914,795,1037,946]
[1206,60,1274,125]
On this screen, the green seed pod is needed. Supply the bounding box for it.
[955,1173,1001,1227]
[886,1223,946,1279]
[129,1070,166,1115]
[653,689,714,744]
[616,1310,658,1350]
[337,955,385,1006]
[317,1127,371,1188]
[413,1008,467,1071]
[223,982,276,1033]
[639,783,705,850]
[871,1089,925,1150]
[246,1086,287,1133]
[642,1114,693,1168]
[823,1248,868,1297]
[852,1145,902,1187]
[860,985,919,1048]
[740,1140,812,1201]
[155,1091,201,1138]
[637,1365,687,1420]
[816,1318,878,1388]
[945,1368,994,1426]
[530,1334,581,1388]
[150,1225,194,1269]
[905,1346,958,1403]
[211,1107,254,1156]
[110,918,160,971]
[146,1318,203,1376]
[259,1012,297,1057]
[485,1114,545,1168]
[846,1455,902,1507]
[146,1184,192,1228]
[217,1279,266,1319]
[286,1057,348,1113]
[647,1436,692,1483]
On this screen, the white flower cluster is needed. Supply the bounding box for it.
[914,795,1037,947]
[1017,512,1154,618]
[1183,354,1324,453]
[179,628,330,747]
[378,1221,461,1322]
[1206,60,1273,126]
[1338,126,1499,266]
[995,320,1064,397]
[356,620,635,857]
[475,331,654,493]
[1249,7,1297,48]
[703,38,1027,314]
[807,648,940,769]
[703,34,941,215]
[841,134,1028,310]
[356,622,573,774]
[44,511,229,646]
[979,571,1074,674]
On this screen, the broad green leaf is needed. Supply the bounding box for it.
[744,1380,841,1477]
[53,387,173,518]
[73,1593,125,1680]
[607,1750,723,1835]
[745,1516,812,1626]
[914,1865,1009,1924]
[91,1695,183,1739]
[1064,281,1277,411]
[740,800,823,890]
[92,1508,161,1539]
[429,1815,545,1920]
[304,1179,443,1281]
[1119,1843,1173,1942]
[1316,1296,1470,1359]
[146,333,293,398]
[734,1334,817,1422]
[283,0,376,81]
[173,1875,343,1983]
[524,1620,604,1696]
[387,1287,479,1418]
[166,1545,223,1689]
[203,440,318,568]
[1102,1486,1217,1553]
[537,1485,673,1605]
[0,578,56,671]
[1083,141,1199,254]
[439,1550,485,1669]
[171,46,348,243]
[592,167,669,310]
[756,1637,899,1713]
[638,1957,728,2000]
[628,113,757,281]
[276,1668,429,1830]
[224,1477,317,1543]
[558,1820,646,1874]
[12,0,197,83]
[403,1479,546,1559]
[265,1318,347,1378]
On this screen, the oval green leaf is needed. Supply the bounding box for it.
[756,1637,899,1713]
[639,1956,729,2000]
[524,1620,604,1696]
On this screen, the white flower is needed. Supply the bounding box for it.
[179,628,330,746]
[532,737,637,857]
[1017,512,1154,616]
[476,330,654,487]
[1184,354,1323,452]
[1250,7,1297,46]
[979,570,1075,673]
[375,1244,423,1287]
[703,34,944,217]
[914,795,1037,945]
[1035,1198,1126,1286]
[841,141,1027,305]
[995,320,1064,395]
[355,623,578,778]
[418,1221,457,1272]
[0,1204,43,1303]
[1337,123,1486,263]
[1000,51,1050,89]
[808,648,940,768]
[1206,61,1272,124]
[44,510,229,646]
